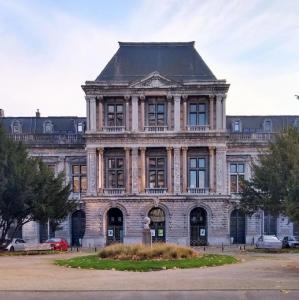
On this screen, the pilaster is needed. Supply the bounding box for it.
[167,147,172,193]
[182,95,188,131]
[131,147,139,193]
[216,94,223,130]
[222,95,227,130]
[182,146,188,192]
[173,147,181,193]
[98,95,103,131]
[209,146,215,192]
[125,147,131,193]
[87,148,97,196]
[209,95,214,130]
[131,96,139,132]
[174,95,181,131]
[216,146,227,194]
[97,147,104,193]
[140,147,146,192]
[125,95,130,131]
[140,95,145,131]
[89,96,97,132]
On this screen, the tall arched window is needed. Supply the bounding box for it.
[43,121,53,133]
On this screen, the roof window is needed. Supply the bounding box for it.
[11,120,22,134]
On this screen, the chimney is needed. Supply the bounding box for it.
[36,109,40,118]
[0,109,4,118]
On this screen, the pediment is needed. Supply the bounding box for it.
[129,72,181,88]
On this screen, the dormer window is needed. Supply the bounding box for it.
[232,120,241,132]
[43,121,53,133]
[11,120,22,134]
[263,119,272,132]
[294,118,299,128]
[77,122,84,133]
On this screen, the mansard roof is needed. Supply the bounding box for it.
[95,42,216,83]
[0,116,86,134]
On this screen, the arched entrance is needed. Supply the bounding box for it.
[264,212,277,235]
[148,207,166,243]
[106,208,123,245]
[230,209,246,244]
[71,210,86,246]
[190,207,207,246]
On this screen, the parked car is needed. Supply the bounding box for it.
[256,235,282,249]
[282,236,299,248]
[5,238,26,252]
[45,238,69,251]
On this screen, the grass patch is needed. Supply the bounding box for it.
[55,254,237,272]
[98,243,199,260]
[0,250,62,256]
[247,247,299,254]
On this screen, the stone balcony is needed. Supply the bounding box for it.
[103,188,126,195]
[144,126,168,132]
[186,125,210,132]
[144,188,168,194]
[102,126,125,132]
[229,132,274,144]
[187,187,210,194]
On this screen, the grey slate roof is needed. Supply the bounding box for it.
[96,42,216,83]
[0,116,86,134]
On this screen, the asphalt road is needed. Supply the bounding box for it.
[0,290,298,300]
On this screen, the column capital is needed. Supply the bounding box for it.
[166,93,172,101]
[139,95,146,101]
[97,147,104,155]
[182,94,188,101]
[124,95,130,101]
[209,94,215,100]
[124,147,131,152]
[182,146,188,152]
[216,94,225,101]
[166,146,173,152]
[139,147,146,152]
[209,146,216,152]
[97,95,104,101]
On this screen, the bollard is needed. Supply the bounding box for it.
[203,246,206,251]
[77,247,79,252]
[222,242,224,252]
[243,244,246,250]
[239,246,242,251]
[95,247,97,252]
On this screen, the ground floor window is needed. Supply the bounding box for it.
[148,207,166,242]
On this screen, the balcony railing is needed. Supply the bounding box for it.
[187,187,210,194]
[103,126,125,132]
[144,126,168,132]
[8,133,84,145]
[187,125,210,132]
[229,132,273,141]
[104,188,125,195]
[145,188,167,194]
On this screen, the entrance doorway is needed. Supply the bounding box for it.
[148,207,166,243]
[230,209,246,244]
[106,208,123,245]
[190,207,207,246]
[71,210,86,246]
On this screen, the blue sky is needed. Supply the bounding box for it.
[0,0,298,117]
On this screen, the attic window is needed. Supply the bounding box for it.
[263,119,272,132]
[232,120,241,132]
[12,120,22,134]
[43,121,53,133]
[294,118,299,128]
[77,122,83,133]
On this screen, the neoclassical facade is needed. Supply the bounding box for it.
[1,42,298,246]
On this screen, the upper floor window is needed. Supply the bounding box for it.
[47,164,55,174]
[148,103,166,126]
[294,118,299,129]
[148,157,166,188]
[106,157,124,188]
[106,103,124,127]
[11,120,22,134]
[72,165,87,193]
[232,120,241,132]
[189,103,207,126]
[230,163,245,193]
[263,119,272,132]
[43,121,53,133]
[188,157,207,189]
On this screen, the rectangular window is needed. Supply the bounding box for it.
[188,103,207,126]
[148,103,166,126]
[72,165,87,193]
[106,102,124,127]
[148,157,166,188]
[188,157,207,188]
[230,163,245,193]
[106,157,124,188]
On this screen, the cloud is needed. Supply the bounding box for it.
[0,0,298,117]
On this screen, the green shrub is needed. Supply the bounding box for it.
[98,243,200,260]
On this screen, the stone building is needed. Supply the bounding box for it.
[1,42,299,246]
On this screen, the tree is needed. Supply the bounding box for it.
[0,125,75,247]
[239,127,299,223]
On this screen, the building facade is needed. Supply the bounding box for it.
[1,42,299,246]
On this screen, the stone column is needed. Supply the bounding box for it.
[222,95,226,130]
[167,94,172,130]
[167,147,172,193]
[209,95,214,130]
[209,146,215,193]
[174,95,181,131]
[125,147,131,193]
[216,95,223,130]
[140,95,145,131]
[89,96,97,132]
[182,95,188,131]
[140,147,146,192]
[131,147,139,193]
[85,96,90,131]
[98,96,103,131]
[98,148,104,193]
[173,147,181,193]
[87,148,97,196]
[125,96,130,131]
[216,146,227,194]
[131,96,139,132]
[182,147,188,192]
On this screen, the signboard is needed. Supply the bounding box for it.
[200,229,206,236]
[108,229,113,237]
[158,229,164,237]
[150,229,155,237]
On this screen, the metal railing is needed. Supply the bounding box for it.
[102,126,125,132]
[144,126,168,132]
[104,188,126,195]
[187,125,210,132]
[187,187,210,194]
[145,188,168,194]
[229,132,273,141]
[8,133,84,145]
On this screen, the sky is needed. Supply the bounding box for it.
[0,0,298,117]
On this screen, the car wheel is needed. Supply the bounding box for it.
[10,246,14,252]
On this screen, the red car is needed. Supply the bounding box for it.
[45,238,69,251]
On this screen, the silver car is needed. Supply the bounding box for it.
[5,238,26,252]
[256,235,282,249]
